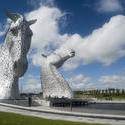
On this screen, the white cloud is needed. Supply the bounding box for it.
[17,1,125,92]
[0,30,5,37]
[69,74,91,84]
[98,74,125,89]
[25,5,69,66]
[20,75,41,93]
[96,0,123,13]
[27,0,55,8]
[25,2,125,72]
[67,74,95,90]
[62,15,125,70]
[67,73,125,90]
[99,75,125,84]
[25,6,62,49]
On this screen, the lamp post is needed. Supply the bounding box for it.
[70,98,73,111]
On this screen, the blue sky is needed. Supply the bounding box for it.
[1,0,125,93]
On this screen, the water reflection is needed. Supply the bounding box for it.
[81,103,125,110]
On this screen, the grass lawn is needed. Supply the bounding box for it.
[0,111,106,125]
[76,94,125,100]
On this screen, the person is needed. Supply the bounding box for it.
[28,96,32,107]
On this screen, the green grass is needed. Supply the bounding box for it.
[93,95,125,100]
[111,95,125,99]
[75,94,125,100]
[75,94,95,99]
[0,111,106,125]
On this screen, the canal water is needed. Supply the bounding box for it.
[53,103,125,115]
[80,103,125,110]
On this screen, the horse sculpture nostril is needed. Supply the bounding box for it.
[71,51,75,56]
[11,28,18,36]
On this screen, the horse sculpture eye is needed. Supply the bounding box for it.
[11,28,18,36]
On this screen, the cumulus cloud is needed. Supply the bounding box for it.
[25,4,69,66]
[62,15,125,70]
[27,0,55,8]
[0,30,5,37]
[99,75,125,84]
[20,74,41,93]
[25,2,125,71]
[98,74,125,89]
[96,0,123,13]
[20,1,125,92]
[67,74,95,90]
[25,6,62,49]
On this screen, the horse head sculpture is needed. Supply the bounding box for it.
[0,10,36,99]
[47,48,75,68]
[4,10,37,77]
[41,48,75,98]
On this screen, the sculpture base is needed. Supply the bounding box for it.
[0,99,49,107]
[43,98,89,107]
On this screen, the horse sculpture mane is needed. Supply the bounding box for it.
[0,10,36,99]
[41,48,75,98]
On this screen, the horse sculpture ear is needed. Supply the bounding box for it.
[28,19,37,26]
[3,9,21,22]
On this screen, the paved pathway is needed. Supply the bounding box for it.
[0,103,125,125]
